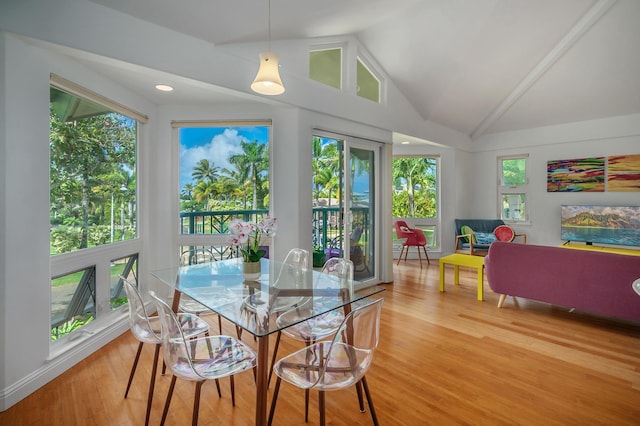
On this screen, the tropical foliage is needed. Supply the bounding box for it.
[180,139,269,212]
[392,157,437,218]
[49,88,137,255]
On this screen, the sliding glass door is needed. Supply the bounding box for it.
[312,132,380,282]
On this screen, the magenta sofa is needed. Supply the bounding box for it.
[485,241,640,323]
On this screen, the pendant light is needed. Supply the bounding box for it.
[251,0,285,95]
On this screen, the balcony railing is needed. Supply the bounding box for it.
[180,208,370,255]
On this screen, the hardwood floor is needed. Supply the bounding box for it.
[2,261,639,425]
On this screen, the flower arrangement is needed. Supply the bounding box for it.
[228,215,278,263]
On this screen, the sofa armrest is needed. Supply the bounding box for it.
[455,234,471,250]
[514,232,527,244]
[455,234,488,255]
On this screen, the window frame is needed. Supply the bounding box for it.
[392,155,440,250]
[356,53,382,103]
[497,154,529,224]
[308,43,345,90]
[49,75,143,349]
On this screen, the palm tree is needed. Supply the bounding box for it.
[192,159,219,183]
[229,140,268,210]
[193,180,217,210]
[392,157,429,217]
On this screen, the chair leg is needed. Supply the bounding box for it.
[361,376,379,426]
[416,245,423,269]
[192,381,204,426]
[214,378,222,398]
[396,246,406,265]
[267,376,282,426]
[422,245,430,264]
[305,389,310,422]
[160,375,177,426]
[217,314,223,334]
[230,375,236,406]
[268,331,282,387]
[145,343,161,426]
[355,381,365,412]
[319,390,326,426]
[124,341,144,398]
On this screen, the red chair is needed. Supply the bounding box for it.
[395,220,430,268]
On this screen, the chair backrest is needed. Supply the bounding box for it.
[350,226,364,244]
[121,275,160,343]
[149,291,201,380]
[180,248,215,266]
[394,220,414,239]
[275,248,310,287]
[321,257,354,280]
[315,298,384,386]
[318,257,355,296]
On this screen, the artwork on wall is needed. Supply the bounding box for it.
[607,154,640,192]
[547,157,605,192]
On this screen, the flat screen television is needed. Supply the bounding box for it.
[561,205,640,247]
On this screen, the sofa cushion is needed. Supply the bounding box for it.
[476,232,497,245]
[494,225,515,242]
[460,225,476,243]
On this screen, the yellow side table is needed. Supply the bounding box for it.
[439,253,486,301]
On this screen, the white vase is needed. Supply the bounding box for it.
[243,261,261,281]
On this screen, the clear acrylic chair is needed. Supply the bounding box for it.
[268,298,384,426]
[121,276,211,426]
[178,248,224,334]
[149,291,257,426]
[240,248,310,333]
[267,257,354,386]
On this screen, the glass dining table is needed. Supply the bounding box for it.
[150,257,384,426]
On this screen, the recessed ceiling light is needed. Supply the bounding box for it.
[155,84,174,92]
[401,141,410,144]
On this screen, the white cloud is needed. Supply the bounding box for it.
[180,129,244,189]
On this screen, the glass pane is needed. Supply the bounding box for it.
[392,157,437,218]
[350,146,374,280]
[50,86,137,255]
[178,125,270,259]
[501,194,526,221]
[110,255,138,311]
[309,48,342,89]
[312,136,343,259]
[357,58,380,103]
[51,267,96,341]
[501,158,526,186]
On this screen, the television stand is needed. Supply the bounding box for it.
[560,243,640,257]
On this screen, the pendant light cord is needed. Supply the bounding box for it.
[268,0,272,51]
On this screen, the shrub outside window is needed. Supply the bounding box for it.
[499,155,528,222]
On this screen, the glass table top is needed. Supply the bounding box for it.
[151,257,384,337]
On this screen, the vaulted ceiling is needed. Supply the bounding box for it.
[86,0,640,140]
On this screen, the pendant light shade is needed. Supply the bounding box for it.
[251,0,285,95]
[251,51,285,95]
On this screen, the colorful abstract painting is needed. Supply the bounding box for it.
[547,157,605,192]
[607,154,640,191]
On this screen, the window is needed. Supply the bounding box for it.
[50,87,138,252]
[392,156,439,248]
[498,155,528,222]
[356,57,380,103]
[309,47,342,90]
[50,75,143,342]
[176,122,271,259]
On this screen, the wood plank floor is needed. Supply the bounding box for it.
[2,261,639,425]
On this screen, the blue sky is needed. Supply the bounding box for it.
[179,126,268,191]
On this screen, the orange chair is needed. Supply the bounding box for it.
[395,220,430,268]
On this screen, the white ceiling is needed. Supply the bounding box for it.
[84,0,640,140]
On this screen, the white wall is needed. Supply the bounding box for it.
[471,114,640,246]
[0,34,156,410]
